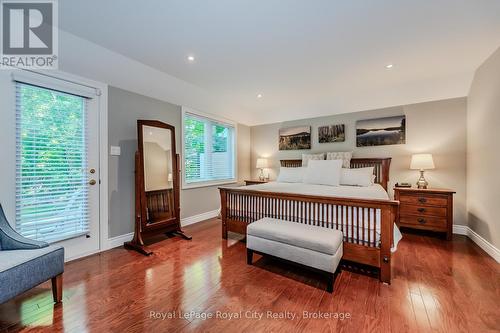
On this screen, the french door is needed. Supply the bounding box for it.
[0,70,101,260]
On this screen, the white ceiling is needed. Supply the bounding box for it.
[59,0,500,125]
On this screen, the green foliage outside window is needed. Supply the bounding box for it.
[184,117,205,180]
[184,114,233,183]
[212,125,228,153]
[17,84,86,235]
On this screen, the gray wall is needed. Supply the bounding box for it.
[108,86,250,238]
[250,97,467,226]
[467,46,500,248]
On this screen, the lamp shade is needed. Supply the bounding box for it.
[410,154,435,170]
[256,158,269,169]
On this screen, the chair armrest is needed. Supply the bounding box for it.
[0,205,48,250]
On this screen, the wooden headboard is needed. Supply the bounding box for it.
[280,158,392,191]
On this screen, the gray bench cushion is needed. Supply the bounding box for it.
[247,218,343,255]
[0,246,64,304]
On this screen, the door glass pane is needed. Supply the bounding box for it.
[15,82,89,243]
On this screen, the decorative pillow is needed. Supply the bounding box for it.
[303,159,343,186]
[302,153,325,167]
[326,152,352,168]
[340,167,375,187]
[277,167,305,183]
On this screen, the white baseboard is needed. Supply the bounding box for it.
[453,225,500,263]
[452,225,468,236]
[103,209,219,250]
[181,209,219,227]
[104,232,134,250]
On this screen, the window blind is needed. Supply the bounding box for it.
[183,112,235,185]
[15,82,90,243]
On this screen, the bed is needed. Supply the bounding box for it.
[219,158,399,283]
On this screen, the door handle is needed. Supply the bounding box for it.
[89,179,97,186]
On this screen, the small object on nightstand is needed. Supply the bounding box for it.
[410,154,435,189]
[245,179,269,186]
[394,187,455,240]
[395,182,412,188]
[256,158,269,181]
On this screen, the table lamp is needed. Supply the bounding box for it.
[410,154,435,189]
[256,158,269,181]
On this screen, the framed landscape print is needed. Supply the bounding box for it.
[279,126,311,150]
[356,116,406,147]
[318,124,345,143]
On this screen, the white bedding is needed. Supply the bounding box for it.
[229,181,402,251]
[245,181,390,200]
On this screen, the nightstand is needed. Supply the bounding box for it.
[245,179,268,186]
[394,187,455,240]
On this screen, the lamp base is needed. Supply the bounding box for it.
[259,169,265,181]
[416,170,428,189]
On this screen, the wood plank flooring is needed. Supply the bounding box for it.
[0,218,499,333]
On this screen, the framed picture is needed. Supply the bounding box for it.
[356,116,406,147]
[279,126,311,150]
[318,124,345,143]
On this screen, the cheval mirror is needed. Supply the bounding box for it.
[125,120,191,256]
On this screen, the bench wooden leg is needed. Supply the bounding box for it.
[51,274,63,303]
[247,248,253,265]
[327,266,341,293]
[327,272,334,293]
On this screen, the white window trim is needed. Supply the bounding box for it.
[181,106,238,189]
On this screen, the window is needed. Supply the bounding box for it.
[182,109,236,188]
[15,82,89,243]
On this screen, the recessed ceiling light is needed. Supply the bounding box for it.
[385,64,394,69]
[257,94,263,99]
[187,55,195,62]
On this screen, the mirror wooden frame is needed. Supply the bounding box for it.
[125,120,191,256]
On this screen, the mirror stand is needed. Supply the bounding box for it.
[125,120,191,256]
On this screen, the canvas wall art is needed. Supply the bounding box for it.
[356,116,406,147]
[318,124,345,143]
[279,126,311,150]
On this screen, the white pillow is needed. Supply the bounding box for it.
[302,153,325,166]
[340,167,375,187]
[326,152,352,168]
[277,167,305,183]
[303,159,343,186]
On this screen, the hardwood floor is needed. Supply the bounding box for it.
[1,218,499,333]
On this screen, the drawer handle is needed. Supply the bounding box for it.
[418,197,427,203]
[418,218,426,224]
[417,208,426,213]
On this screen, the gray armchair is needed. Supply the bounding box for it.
[0,204,64,304]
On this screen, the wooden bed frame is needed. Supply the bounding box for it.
[219,157,399,283]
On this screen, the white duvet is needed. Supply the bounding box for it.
[229,181,402,251]
[245,181,390,200]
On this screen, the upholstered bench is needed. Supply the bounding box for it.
[246,217,343,292]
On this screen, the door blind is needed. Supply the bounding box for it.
[15,82,90,243]
[184,112,235,184]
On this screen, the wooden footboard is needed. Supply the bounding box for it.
[219,187,399,283]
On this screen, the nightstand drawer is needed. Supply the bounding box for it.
[398,194,448,207]
[400,204,447,217]
[399,215,447,229]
